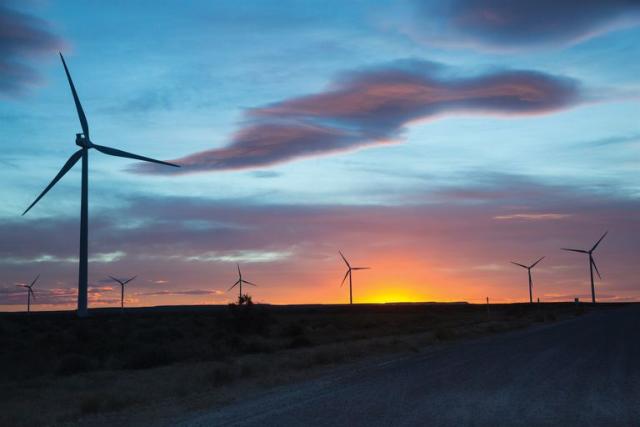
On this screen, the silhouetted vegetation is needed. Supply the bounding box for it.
[0,302,618,426]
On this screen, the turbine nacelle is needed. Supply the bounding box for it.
[75,133,90,147]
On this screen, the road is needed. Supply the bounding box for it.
[178,305,640,426]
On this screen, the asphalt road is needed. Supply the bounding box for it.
[179,305,640,427]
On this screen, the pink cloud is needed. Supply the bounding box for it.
[134,61,581,174]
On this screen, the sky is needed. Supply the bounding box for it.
[1,0,639,311]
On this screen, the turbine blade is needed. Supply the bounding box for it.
[530,256,545,268]
[109,275,124,285]
[92,144,180,167]
[16,284,28,288]
[237,264,241,277]
[59,53,89,137]
[227,281,240,292]
[23,150,83,215]
[591,231,608,252]
[30,274,40,287]
[339,251,350,268]
[352,267,370,270]
[340,270,349,287]
[511,262,528,269]
[124,276,137,285]
[561,248,588,254]
[591,258,602,279]
[29,289,36,300]
[243,280,257,286]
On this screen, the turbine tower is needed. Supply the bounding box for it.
[228,264,256,301]
[511,256,544,304]
[339,251,369,305]
[22,54,179,317]
[109,276,137,310]
[562,231,608,303]
[17,274,39,313]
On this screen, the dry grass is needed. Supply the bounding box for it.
[0,302,604,426]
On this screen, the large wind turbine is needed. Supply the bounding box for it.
[339,251,369,305]
[109,276,137,310]
[562,231,608,303]
[228,264,256,301]
[22,54,179,318]
[511,256,544,304]
[17,274,39,313]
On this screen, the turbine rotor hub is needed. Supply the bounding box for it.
[75,133,90,147]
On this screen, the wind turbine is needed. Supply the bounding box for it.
[562,231,608,303]
[228,264,256,301]
[510,256,544,304]
[339,251,370,305]
[22,53,179,318]
[17,274,39,313]
[109,276,137,310]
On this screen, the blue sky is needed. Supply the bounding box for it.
[1,0,639,309]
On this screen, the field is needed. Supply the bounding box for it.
[0,302,607,426]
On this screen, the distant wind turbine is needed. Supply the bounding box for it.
[339,251,370,305]
[17,274,39,313]
[228,264,256,301]
[109,276,137,310]
[22,53,179,318]
[562,231,608,303]
[511,256,544,304]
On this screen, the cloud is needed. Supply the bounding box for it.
[135,60,581,174]
[493,213,572,221]
[406,0,640,50]
[136,289,225,297]
[0,285,117,306]
[0,251,126,265]
[0,2,64,96]
[2,172,639,308]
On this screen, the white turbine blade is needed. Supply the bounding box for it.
[591,258,602,279]
[339,251,351,268]
[30,274,40,287]
[23,150,83,215]
[340,270,349,287]
[591,231,608,252]
[60,53,89,137]
[562,248,588,254]
[511,262,528,269]
[16,284,28,288]
[92,144,180,168]
[530,256,545,268]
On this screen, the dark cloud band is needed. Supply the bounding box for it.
[410,0,640,49]
[0,3,64,96]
